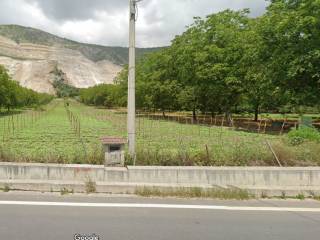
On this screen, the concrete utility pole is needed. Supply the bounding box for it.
[128,0,142,158]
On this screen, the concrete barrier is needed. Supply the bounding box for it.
[0,163,320,196]
[0,163,104,181]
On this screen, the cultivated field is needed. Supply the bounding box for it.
[0,99,319,166]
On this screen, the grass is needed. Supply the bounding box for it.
[260,113,320,121]
[1,185,10,192]
[296,194,305,200]
[60,187,74,195]
[0,99,319,166]
[85,179,97,194]
[288,126,320,145]
[135,187,252,200]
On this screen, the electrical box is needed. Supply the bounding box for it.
[101,137,127,167]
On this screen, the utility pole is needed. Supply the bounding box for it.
[128,0,141,158]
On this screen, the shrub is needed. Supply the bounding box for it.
[2,184,10,192]
[288,127,320,146]
[60,187,74,195]
[85,179,96,194]
[296,193,305,200]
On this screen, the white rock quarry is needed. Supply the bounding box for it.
[0,36,122,94]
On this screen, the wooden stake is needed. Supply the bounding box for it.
[280,119,287,135]
[266,140,282,167]
[258,120,262,133]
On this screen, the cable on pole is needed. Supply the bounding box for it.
[130,0,143,21]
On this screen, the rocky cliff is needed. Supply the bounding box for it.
[0,25,161,94]
[0,35,122,94]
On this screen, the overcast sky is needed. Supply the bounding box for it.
[0,0,269,47]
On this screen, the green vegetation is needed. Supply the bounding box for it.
[85,179,97,194]
[288,127,320,145]
[1,99,319,166]
[296,194,305,200]
[0,65,53,111]
[82,0,320,123]
[1,1,320,167]
[80,84,125,108]
[135,187,251,200]
[0,100,104,164]
[51,66,79,98]
[60,187,74,195]
[0,24,162,65]
[2,184,10,192]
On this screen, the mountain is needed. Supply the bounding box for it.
[0,25,160,94]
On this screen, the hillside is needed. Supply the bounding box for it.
[0,25,160,65]
[0,25,161,94]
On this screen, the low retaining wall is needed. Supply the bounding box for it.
[0,163,320,196]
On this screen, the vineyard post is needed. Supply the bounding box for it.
[17,114,20,130]
[7,116,10,134]
[11,115,14,134]
[258,120,262,133]
[2,118,5,142]
[78,121,81,137]
[138,111,141,136]
[280,118,287,135]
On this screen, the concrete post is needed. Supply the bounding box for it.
[128,0,137,157]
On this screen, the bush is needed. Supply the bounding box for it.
[288,127,320,145]
[85,179,96,194]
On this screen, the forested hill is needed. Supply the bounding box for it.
[0,25,161,65]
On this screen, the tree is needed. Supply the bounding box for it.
[172,10,250,118]
[259,0,320,107]
[0,65,53,111]
[108,3,320,118]
[0,65,17,111]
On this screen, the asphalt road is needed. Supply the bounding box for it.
[0,192,319,240]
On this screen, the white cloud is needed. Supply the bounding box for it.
[0,0,269,47]
[59,20,104,44]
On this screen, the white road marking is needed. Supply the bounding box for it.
[0,201,319,212]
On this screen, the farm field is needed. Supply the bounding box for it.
[0,99,319,166]
[136,111,320,136]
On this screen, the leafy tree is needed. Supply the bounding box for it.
[90,2,320,119]
[259,0,320,107]
[0,65,53,111]
[52,66,79,98]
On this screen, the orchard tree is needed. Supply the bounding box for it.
[260,0,320,107]
[0,65,52,111]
